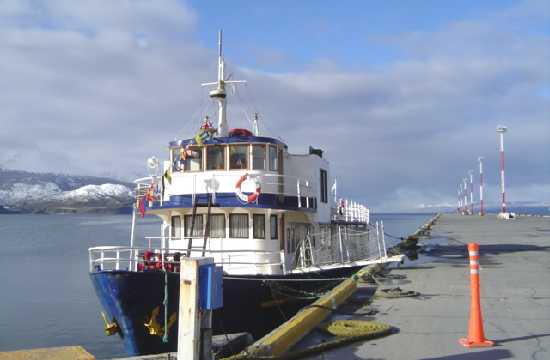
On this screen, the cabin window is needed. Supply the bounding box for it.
[252,144,266,170]
[229,214,248,238]
[184,146,203,172]
[171,148,178,171]
[229,145,248,170]
[206,145,225,170]
[253,214,265,239]
[270,215,278,240]
[184,214,203,237]
[269,145,278,171]
[171,215,181,239]
[320,169,328,203]
[209,214,226,238]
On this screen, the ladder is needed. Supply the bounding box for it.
[186,193,213,258]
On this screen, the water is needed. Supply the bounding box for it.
[370,213,436,248]
[0,214,160,359]
[0,212,432,359]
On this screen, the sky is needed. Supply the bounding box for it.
[0,0,549,211]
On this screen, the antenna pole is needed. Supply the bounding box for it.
[218,29,222,58]
[252,112,260,136]
[202,30,247,137]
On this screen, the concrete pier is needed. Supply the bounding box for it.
[308,214,550,359]
[0,346,95,360]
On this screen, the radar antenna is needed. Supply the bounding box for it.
[201,30,246,137]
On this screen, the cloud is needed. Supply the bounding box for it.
[0,0,548,210]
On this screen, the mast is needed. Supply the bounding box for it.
[202,30,246,137]
[252,112,260,136]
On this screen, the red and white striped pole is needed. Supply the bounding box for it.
[478,157,484,216]
[469,170,474,215]
[457,184,462,214]
[496,126,507,213]
[463,178,469,215]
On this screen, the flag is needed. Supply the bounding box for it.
[138,197,145,218]
[194,134,203,145]
[163,169,172,184]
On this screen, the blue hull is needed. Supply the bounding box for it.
[90,268,361,356]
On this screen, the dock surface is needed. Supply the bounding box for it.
[0,346,95,360]
[312,214,550,360]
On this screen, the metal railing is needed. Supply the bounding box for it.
[88,245,282,273]
[332,198,369,223]
[134,173,318,209]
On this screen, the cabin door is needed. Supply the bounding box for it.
[285,222,312,269]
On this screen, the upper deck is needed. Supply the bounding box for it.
[140,131,321,213]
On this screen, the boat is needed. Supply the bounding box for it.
[89,31,392,356]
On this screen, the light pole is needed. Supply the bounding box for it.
[468,170,474,215]
[478,157,484,216]
[496,126,508,214]
[463,178,469,215]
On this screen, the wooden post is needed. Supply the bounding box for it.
[178,257,213,360]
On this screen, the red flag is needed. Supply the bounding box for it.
[138,197,145,218]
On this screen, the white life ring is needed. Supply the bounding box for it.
[235,174,261,203]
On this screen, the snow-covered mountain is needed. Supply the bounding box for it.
[0,168,134,213]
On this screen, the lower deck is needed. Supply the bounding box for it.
[90,205,383,276]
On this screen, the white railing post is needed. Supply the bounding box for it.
[134,251,139,272]
[344,199,349,222]
[305,181,309,208]
[380,220,388,258]
[344,226,351,261]
[308,234,315,266]
[338,225,345,263]
[89,249,93,272]
[297,179,302,208]
[130,206,136,271]
[375,221,382,259]
[100,250,104,271]
[115,250,120,270]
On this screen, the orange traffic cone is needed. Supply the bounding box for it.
[459,243,494,347]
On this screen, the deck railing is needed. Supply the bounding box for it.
[88,245,282,273]
[134,173,318,209]
[331,198,369,223]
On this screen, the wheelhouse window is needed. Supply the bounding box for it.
[206,145,225,170]
[269,145,278,171]
[270,215,278,240]
[209,214,226,238]
[252,144,266,170]
[229,214,248,238]
[184,214,203,237]
[171,215,181,239]
[253,214,265,239]
[183,146,203,172]
[229,145,248,170]
[320,169,328,203]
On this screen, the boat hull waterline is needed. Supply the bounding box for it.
[91,267,364,355]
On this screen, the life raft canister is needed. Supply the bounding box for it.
[235,174,261,203]
[229,128,253,137]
